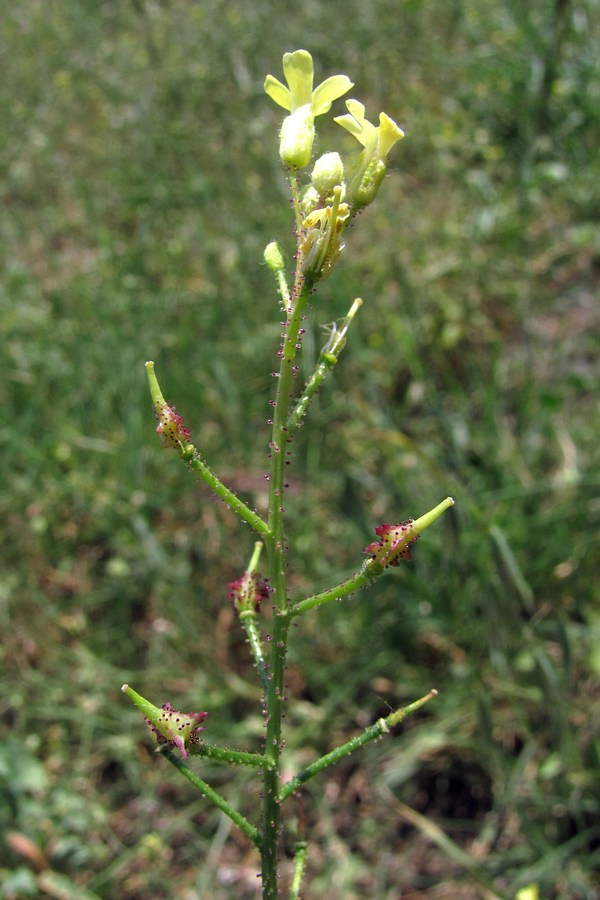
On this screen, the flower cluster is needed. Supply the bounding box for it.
[264,49,404,282]
[298,186,349,281]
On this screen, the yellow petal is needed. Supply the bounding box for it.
[311,74,354,116]
[264,74,292,111]
[377,112,404,158]
[282,50,314,109]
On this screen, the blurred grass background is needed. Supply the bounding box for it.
[1,0,599,897]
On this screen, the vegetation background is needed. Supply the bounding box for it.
[2,0,599,897]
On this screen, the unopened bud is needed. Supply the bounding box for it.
[311,152,344,196]
[264,241,285,273]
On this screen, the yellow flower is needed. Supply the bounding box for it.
[264,50,353,169]
[334,99,404,209]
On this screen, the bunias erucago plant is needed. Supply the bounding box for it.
[123,49,455,900]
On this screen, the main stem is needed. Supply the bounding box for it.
[261,273,311,898]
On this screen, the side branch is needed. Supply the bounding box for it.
[145,360,270,538]
[186,450,271,538]
[287,298,363,431]
[190,742,274,770]
[162,748,262,848]
[279,690,438,802]
[289,559,382,618]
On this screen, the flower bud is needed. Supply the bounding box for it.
[264,241,286,273]
[311,152,344,197]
